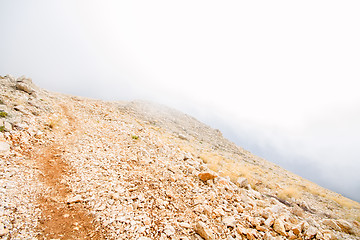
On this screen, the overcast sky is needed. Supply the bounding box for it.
[1,0,359,201]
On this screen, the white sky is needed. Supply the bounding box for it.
[1,0,359,201]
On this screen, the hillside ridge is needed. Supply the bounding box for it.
[0,75,359,239]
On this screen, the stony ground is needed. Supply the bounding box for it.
[0,75,359,239]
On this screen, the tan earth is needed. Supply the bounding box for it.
[0,75,359,239]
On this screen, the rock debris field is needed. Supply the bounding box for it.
[0,75,360,239]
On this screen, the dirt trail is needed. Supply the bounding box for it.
[32,103,104,239]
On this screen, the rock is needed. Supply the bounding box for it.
[304,226,317,239]
[16,82,34,94]
[291,224,302,236]
[110,192,121,200]
[263,232,274,240]
[246,228,260,240]
[322,230,336,240]
[236,225,248,236]
[195,221,215,240]
[178,133,188,140]
[291,204,304,217]
[0,141,10,153]
[198,172,217,182]
[222,216,237,227]
[164,225,176,236]
[288,231,297,240]
[273,218,287,236]
[237,226,258,240]
[264,217,274,228]
[179,222,191,228]
[4,122,12,132]
[66,195,83,204]
[322,219,341,231]
[301,221,310,232]
[236,177,249,188]
[335,219,354,234]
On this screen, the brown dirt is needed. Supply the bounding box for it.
[31,104,105,239]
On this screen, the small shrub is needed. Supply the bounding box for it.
[0,111,8,118]
[132,135,139,140]
[0,126,4,132]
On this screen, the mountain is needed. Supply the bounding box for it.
[0,75,359,239]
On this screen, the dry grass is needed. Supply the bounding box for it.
[278,186,301,200]
[302,182,360,209]
[198,151,263,188]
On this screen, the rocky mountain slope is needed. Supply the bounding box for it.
[0,75,359,239]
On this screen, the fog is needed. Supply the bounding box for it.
[1,1,359,201]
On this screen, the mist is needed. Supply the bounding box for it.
[1,1,359,202]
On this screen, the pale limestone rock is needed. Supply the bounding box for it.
[222,216,237,227]
[304,226,317,239]
[236,177,249,188]
[301,221,310,232]
[335,219,354,234]
[315,231,324,239]
[66,195,83,204]
[213,207,225,217]
[164,225,176,236]
[4,122,12,132]
[16,81,34,94]
[264,217,274,228]
[179,222,191,228]
[273,218,287,236]
[322,219,341,231]
[110,192,121,200]
[198,171,217,181]
[291,204,304,217]
[237,205,244,213]
[284,221,292,231]
[0,141,10,153]
[263,232,275,240]
[246,228,260,240]
[236,225,248,236]
[322,230,336,240]
[195,221,215,240]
